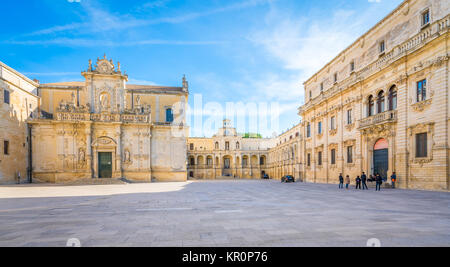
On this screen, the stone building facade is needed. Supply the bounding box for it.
[187,119,274,179]
[266,123,303,181]
[299,0,449,191]
[26,56,189,183]
[0,62,39,184]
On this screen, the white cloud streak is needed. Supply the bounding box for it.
[24,0,273,37]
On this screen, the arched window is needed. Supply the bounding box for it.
[215,142,219,150]
[388,86,397,110]
[368,95,375,116]
[377,91,385,113]
[236,142,240,150]
[189,157,195,166]
[225,141,230,150]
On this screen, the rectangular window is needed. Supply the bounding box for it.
[320,83,324,92]
[207,158,213,166]
[225,142,230,150]
[318,122,322,134]
[422,10,430,26]
[243,158,248,167]
[330,116,335,130]
[3,90,10,105]
[3,140,9,155]
[417,79,427,102]
[165,108,174,123]
[350,61,355,72]
[307,153,311,167]
[334,73,338,83]
[380,41,385,54]
[307,123,311,138]
[416,133,427,158]
[347,146,353,163]
[347,109,352,124]
[318,151,322,166]
[331,149,336,165]
[309,91,312,100]
[189,143,194,150]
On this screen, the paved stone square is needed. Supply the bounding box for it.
[0,180,449,247]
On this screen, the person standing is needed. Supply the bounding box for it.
[345,175,350,189]
[375,173,382,191]
[339,174,344,189]
[361,172,368,190]
[391,172,397,189]
[356,176,362,190]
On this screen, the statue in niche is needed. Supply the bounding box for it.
[100,93,109,110]
[78,148,86,164]
[136,95,141,107]
[124,149,131,163]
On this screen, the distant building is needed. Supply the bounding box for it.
[187,119,275,179]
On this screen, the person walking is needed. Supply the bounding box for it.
[356,176,362,189]
[345,175,350,189]
[375,173,382,191]
[391,172,397,189]
[361,172,368,190]
[339,174,344,189]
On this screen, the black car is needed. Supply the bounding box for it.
[281,175,295,183]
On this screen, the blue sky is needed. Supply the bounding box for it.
[1,0,403,137]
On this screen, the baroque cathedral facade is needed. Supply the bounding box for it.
[1,56,189,183]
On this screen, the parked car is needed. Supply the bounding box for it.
[281,175,295,183]
[262,174,270,179]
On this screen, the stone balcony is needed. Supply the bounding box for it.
[358,110,397,130]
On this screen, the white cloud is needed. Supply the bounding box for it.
[24,0,273,37]
[242,5,381,109]
[4,38,224,47]
[128,78,157,85]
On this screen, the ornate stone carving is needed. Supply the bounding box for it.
[411,98,432,112]
[345,123,355,131]
[361,123,395,138]
[329,129,338,136]
[343,139,356,147]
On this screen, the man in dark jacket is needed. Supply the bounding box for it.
[361,172,368,190]
[375,173,382,191]
[355,176,362,190]
[391,172,397,189]
[339,174,344,189]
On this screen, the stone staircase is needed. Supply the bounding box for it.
[62,178,130,186]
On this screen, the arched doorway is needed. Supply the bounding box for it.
[373,138,388,180]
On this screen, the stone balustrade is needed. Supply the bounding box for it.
[358,110,397,129]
